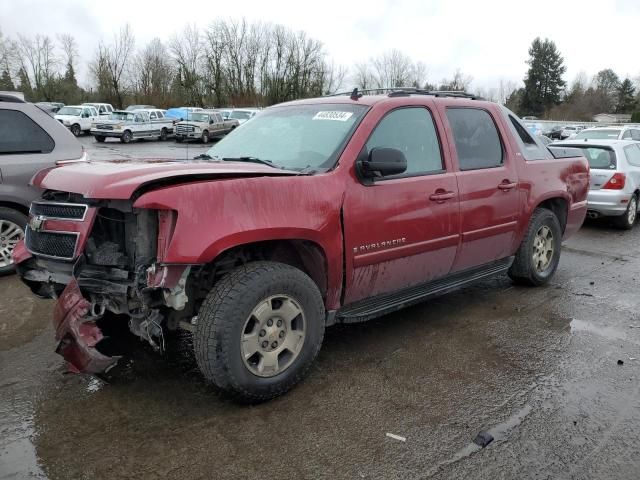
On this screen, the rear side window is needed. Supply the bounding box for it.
[0,109,55,154]
[507,115,548,160]
[578,147,616,169]
[149,112,157,119]
[624,144,640,167]
[632,129,640,141]
[446,108,503,170]
[366,107,443,176]
[622,130,632,139]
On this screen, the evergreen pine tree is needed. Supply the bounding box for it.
[521,38,566,117]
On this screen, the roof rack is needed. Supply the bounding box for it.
[0,94,26,103]
[326,87,483,101]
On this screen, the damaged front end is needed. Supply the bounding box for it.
[15,193,192,374]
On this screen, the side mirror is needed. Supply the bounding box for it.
[357,147,407,180]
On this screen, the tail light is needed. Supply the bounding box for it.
[602,172,626,190]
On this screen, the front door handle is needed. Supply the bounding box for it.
[429,190,455,203]
[498,180,517,191]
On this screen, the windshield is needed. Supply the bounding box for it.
[574,129,621,140]
[187,113,209,122]
[109,112,134,121]
[575,146,617,169]
[230,110,253,120]
[206,104,367,171]
[57,107,82,116]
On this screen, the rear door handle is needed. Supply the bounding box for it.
[429,191,455,203]
[498,181,517,191]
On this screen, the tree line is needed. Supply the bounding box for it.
[1,23,638,121]
[0,20,347,108]
[506,37,640,122]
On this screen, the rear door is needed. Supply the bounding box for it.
[441,106,520,272]
[343,104,460,304]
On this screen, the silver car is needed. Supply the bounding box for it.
[0,94,84,274]
[553,139,640,229]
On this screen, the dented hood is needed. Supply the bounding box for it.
[34,159,299,199]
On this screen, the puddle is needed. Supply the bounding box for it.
[426,404,533,477]
[570,318,640,346]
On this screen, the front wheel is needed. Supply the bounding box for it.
[201,130,209,144]
[70,124,81,137]
[194,262,325,402]
[159,128,168,141]
[613,194,637,230]
[120,130,132,144]
[175,137,184,143]
[508,208,562,286]
[94,135,105,143]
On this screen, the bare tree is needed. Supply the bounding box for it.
[439,69,473,91]
[17,34,59,100]
[353,62,374,89]
[169,24,203,106]
[133,38,173,106]
[371,49,414,87]
[92,25,134,108]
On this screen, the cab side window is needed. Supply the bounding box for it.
[365,107,443,177]
[622,130,632,140]
[446,108,503,170]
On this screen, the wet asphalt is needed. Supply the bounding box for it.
[2,136,640,479]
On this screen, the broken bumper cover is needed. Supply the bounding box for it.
[53,279,119,374]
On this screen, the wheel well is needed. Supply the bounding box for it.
[0,201,29,216]
[198,240,328,297]
[537,198,568,232]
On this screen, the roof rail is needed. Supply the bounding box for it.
[326,87,483,100]
[0,94,26,103]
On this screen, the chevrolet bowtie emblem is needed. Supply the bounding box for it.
[29,215,45,232]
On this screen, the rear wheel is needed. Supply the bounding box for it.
[0,208,27,276]
[70,124,81,136]
[613,194,637,230]
[120,130,132,144]
[194,261,325,402]
[94,135,105,143]
[508,208,562,286]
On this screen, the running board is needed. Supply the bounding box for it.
[337,257,514,323]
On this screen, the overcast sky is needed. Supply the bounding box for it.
[1,0,639,91]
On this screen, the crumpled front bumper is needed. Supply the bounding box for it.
[53,279,119,373]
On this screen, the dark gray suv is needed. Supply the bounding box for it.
[0,94,84,275]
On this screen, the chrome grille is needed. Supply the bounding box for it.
[31,202,87,220]
[176,125,195,134]
[95,124,114,130]
[25,229,78,260]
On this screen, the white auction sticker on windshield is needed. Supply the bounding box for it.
[313,111,354,121]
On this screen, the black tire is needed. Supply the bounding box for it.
[508,208,562,286]
[0,207,27,276]
[201,130,209,144]
[194,261,325,402]
[175,137,184,143]
[613,194,638,230]
[159,128,168,141]
[94,135,106,143]
[120,130,132,144]
[71,124,81,137]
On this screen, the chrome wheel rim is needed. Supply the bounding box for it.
[0,220,24,268]
[241,295,306,378]
[628,197,637,225]
[532,225,554,273]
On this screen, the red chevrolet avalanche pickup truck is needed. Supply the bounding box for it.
[14,89,589,401]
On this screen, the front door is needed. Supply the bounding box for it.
[343,105,460,305]
[441,106,520,272]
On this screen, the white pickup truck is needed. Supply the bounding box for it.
[90,109,174,143]
[55,105,99,136]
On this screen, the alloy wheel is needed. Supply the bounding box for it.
[0,220,24,268]
[532,225,554,273]
[241,295,306,378]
